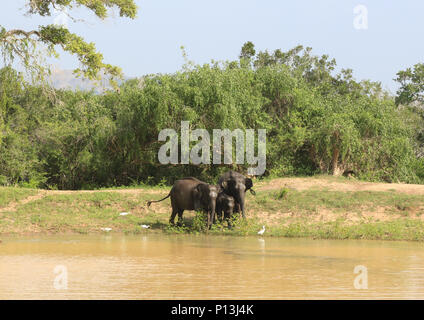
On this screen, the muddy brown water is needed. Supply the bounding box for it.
[0,234,424,299]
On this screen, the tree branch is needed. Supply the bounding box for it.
[3,29,41,39]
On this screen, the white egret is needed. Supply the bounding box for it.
[258,225,266,235]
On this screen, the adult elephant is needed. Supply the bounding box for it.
[146,177,220,229]
[218,171,255,219]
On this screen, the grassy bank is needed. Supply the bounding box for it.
[1,177,424,240]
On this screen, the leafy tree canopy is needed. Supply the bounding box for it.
[395,63,424,106]
[0,0,137,83]
[0,42,423,189]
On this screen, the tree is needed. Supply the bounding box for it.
[239,41,256,60]
[395,63,424,106]
[0,0,137,83]
[239,41,256,68]
[0,42,422,188]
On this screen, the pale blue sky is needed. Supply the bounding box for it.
[1,0,424,93]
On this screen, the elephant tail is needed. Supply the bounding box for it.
[146,193,171,207]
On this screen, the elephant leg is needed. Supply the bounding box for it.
[211,210,216,226]
[177,210,184,226]
[240,204,245,219]
[207,211,213,230]
[193,198,202,211]
[169,208,177,225]
[224,211,232,229]
[239,190,247,219]
[217,210,222,222]
[226,218,232,229]
[233,202,242,219]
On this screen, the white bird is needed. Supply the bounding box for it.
[119,212,130,216]
[257,225,266,235]
[140,224,150,229]
[101,227,112,232]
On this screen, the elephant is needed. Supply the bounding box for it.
[218,171,255,219]
[146,177,220,228]
[216,192,235,227]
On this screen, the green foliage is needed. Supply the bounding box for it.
[27,0,137,19]
[0,187,38,208]
[275,188,289,200]
[240,41,256,60]
[395,63,424,106]
[0,0,137,83]
[191,211,209,233]
[0,42,423,188]
[39,25,122,80]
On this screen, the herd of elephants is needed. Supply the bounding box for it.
[147,171,256,228]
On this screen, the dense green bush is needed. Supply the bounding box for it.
[0,43,423,189]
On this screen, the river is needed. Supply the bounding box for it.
[1,234,423,299]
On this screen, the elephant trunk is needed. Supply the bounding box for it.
[208,200,216,229]
[238,191,246,219]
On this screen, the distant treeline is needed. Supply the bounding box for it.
[1,43,423,189]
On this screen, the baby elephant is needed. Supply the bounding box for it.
[216,192,235,227]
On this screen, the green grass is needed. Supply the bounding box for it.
[266,219,424,241]
[2,183,424,241]
[0,187,38,208]
[0,191,160,235]
[250,188,424,215]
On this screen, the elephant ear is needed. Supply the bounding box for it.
[245,178,253,190]
[192,185,202,210]
[196,184,209,207]
[193,185,200,199]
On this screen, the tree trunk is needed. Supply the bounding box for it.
[331,147,342,176]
